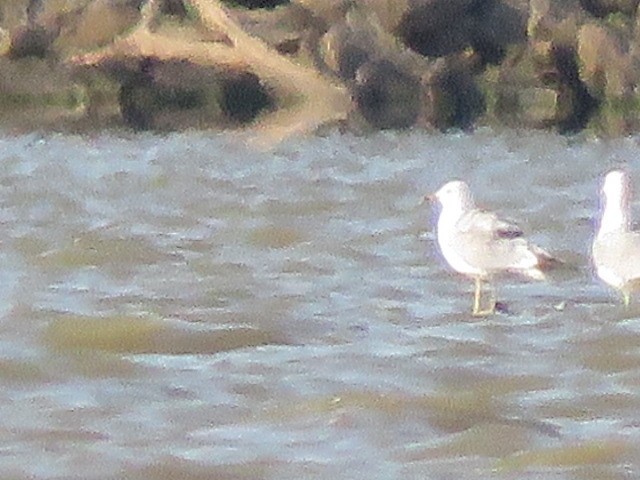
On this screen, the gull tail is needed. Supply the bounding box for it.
[517,244,562,281]
[533,245,562,267]
[529,244,563,279]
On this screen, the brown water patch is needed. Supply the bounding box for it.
[431,368,553,397]
[129,456,272,480]
[374,285,422,303]
[433,341,501,360]
[52,350,144,378]
[260,389,502,433]
[35,232,174,269]
[580,393,640,415]
[572,331,640,351]
[402,422,533,461]
[497,439,630,470]
[210,202,253,219]
[537,393,640,424]
[257,198,342,216]
[152,324,289,354]
[415,390,504,432]
[384,306,415,326]
[248,225,306,249]
[571,465,636,480]
[429,310,492,325]
[19,427,110,444]
[47,314,164,354]
[46,314,290,355]
[0,359,47,383]
[580,351,640,373]
[280,259,335,276]
[536,401,595,421]
[196,284,258,311]
[188,258,253,278]
[13,235,50,260]
[474,374,554,396]
[570,331,640,373]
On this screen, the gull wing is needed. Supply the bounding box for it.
[453,208,542,274]
[456,209,524,240]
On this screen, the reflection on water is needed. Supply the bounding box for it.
[0,129,639,478]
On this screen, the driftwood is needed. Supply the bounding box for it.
[69,0,351,147]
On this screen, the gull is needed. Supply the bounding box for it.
[592,169,640,307]
[429,180,555,316]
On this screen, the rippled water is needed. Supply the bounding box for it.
[1,129,639,478]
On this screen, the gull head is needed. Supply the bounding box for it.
[599,169,631,235]
[431,180,475,211]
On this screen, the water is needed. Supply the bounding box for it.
[0,129,639,479]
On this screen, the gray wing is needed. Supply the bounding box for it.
[454,209,540,272]
[456,209,523,239]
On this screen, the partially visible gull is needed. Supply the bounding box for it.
[429,180,556,316]
[593,169,640,307]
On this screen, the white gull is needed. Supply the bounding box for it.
[593,169,640,306]
[430,180,555,316]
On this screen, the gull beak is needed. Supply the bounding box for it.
[422,193,437,205]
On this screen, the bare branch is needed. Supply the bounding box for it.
[68,0,351,146]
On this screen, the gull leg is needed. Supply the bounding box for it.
[623,291,630,308]
[472,278,496,316]
[476,281,497,316]
[472,277,482,316]
[486,283,497,315]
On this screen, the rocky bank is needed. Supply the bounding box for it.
[1,0,640,144]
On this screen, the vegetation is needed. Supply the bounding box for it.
[2,0,640,145]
